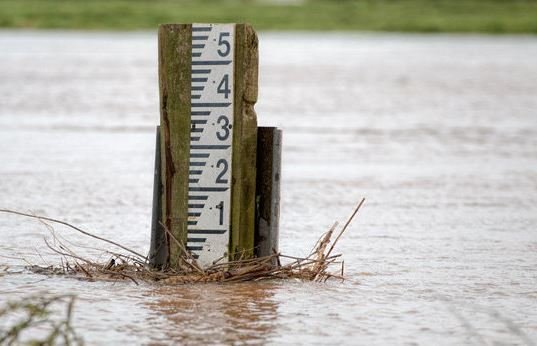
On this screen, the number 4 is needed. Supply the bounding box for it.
[217,74,231,99]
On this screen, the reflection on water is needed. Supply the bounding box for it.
[0,31,536,344]
[146,283,278,344]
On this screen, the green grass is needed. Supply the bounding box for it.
[0,0,536,33]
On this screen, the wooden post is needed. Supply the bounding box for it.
[255,127,282,258]
[158,24,191,269]
[157,23,259,268]
[230,24,258,260]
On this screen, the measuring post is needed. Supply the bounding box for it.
[157,23,258,268]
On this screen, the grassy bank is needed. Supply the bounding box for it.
[0,0,536,33]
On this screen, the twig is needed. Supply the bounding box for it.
[44,238,95,268]
[0,209,146,260]
[74,261,93,279]
[3,199,367,285]
[325,198,365,260]
[159,221,205,274]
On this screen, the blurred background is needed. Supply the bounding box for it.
[0,0,537,33]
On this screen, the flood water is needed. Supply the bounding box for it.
[1,31,536,345]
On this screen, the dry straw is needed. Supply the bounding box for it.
[0,198,365,285]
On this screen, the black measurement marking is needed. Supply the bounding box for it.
[189,170,203,175]
[192,102,231,108]
[191,144,230,150]
[192,78,208,83]
[192,52,202,58]
[192,44,205,49]
[187,246,203,251]
[187,221,198,226]
[192,69,211,74]
[188,229,227,235]
[188,212,201,217]
[188,204,205,208]
[191,111,211,116]
[190,127,204,133]
[189,187,229,192]
[191,120,208,125]
[191,94,201,99]
[188,195,208,200]
[190,152,209,158]
[187,237,207,243]
[192,86,204,91]
[192,36,209,40]
[189,161,206,166]
[189,178,199,184]
[192,60,232,66]
[191,136,201,141]
[192,27,212,32]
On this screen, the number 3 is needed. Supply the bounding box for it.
[217,74,231,99]
[216,115,230,140]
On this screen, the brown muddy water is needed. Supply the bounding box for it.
[0,31,536,345]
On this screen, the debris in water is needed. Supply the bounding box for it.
[0,198,364,285]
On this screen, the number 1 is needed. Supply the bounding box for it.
[217,201,224,225]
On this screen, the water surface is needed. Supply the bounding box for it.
[1,31,536,345]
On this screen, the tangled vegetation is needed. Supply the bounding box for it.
[0,295,82,346]
[0,199,364,285]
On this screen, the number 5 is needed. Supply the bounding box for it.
[218,32,230,57]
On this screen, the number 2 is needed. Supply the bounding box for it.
[216,159,228,184]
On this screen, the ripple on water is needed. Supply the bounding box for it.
[1,31,537,345]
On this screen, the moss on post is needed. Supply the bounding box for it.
[158,24,191,269]
[230,24,258,260]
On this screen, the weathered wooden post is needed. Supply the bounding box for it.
[150,23,279,269]
[158,24,191,269]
